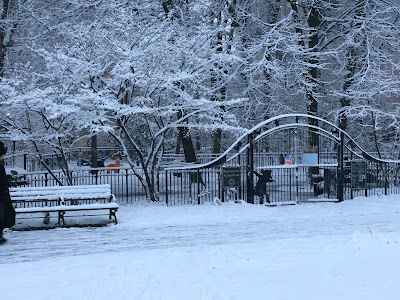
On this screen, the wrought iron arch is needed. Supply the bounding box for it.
[165,114,400,204]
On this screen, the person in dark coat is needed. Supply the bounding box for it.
[0,141,15,244]
[253,169,274,203]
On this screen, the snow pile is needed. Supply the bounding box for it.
[1,195,400,299]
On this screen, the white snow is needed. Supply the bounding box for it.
[1,195,400,300]
[10,184,113,202]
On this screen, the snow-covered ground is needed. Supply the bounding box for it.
[1,195,400,300]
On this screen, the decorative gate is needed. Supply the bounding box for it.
[163,114,398,205]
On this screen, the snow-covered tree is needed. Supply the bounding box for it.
[0,0,245,200]
[2,0,400,197]
[319,0,400,156]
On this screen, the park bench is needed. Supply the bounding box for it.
[10,184,118,228]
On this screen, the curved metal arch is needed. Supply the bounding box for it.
[166,114,400,171]
[249,113,399,164]
[254,124,373,162]
[253,123,340,144]
[226,124,340,164]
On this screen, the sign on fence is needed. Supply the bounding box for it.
[351,161,367,189]
[222,167,241,188]
[302,146,318,166]
[284,156,292,165]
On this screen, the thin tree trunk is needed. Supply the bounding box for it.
[175,133,182,154]
[114,120,159,202]
[177,110,197,163]
[212,129,222,154]
[291,1,320,176]
[90,135,98,168]
[339,0,364,131]
[339,47,356,131]
[195,135,201,151]
[290,1,319,147]
[306,4,320,149]
[211,20,224,154]
[0,0,10,77]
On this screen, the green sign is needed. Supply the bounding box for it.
[222,167,241,188]
[351,161,367,189]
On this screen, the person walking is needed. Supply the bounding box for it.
[253,169,274,204]
[0,141,15,244]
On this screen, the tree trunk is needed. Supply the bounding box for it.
[339,47,356,131]
[175,132,182,154]
[195,135,201,151]
[339,0,364,131]
[211,25,224,154]
[90,135,98,168]
[290,1,319,148]
[306,4,320,149]
[177,110,197,163]
[0,0,10,77]
[212,129,222,154]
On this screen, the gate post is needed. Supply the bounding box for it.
[384,163,388,196]
[197,169,201,205]
[165,169,169,205]
[337,131,344,202]
[247,132,254,203]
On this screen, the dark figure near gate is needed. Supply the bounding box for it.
[0,141,16,244]
[173,172,206,187]
[189,172,206,187]
[253,169,274,204]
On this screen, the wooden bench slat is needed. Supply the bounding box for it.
[10,188,111,196]
[11,184,111,195]
[10,184,113,202]
[10,190,111,195]
[10,184,111,192]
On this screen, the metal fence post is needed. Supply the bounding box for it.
[125,169,129,203]
[221,167,225,203]
[365,162,368,197]
[157,171,160,195]
[247,132,254,204]
[165,170,169,205]
[384,164,388,196]
[197,169,201,205]
[337,131,344,202]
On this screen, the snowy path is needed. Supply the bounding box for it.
[2,196,400,300]
[2,197,400,264]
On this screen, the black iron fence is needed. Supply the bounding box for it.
[10,167,148,204]
[6,113,400,206]
[163,164,339,205]
[7,159,400,206]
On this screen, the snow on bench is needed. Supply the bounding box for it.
[10,185,113,203]
[10,184,118,227]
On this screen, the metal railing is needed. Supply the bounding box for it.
[163,164,339,205]
[10,167,148,204]
[8,158,400,206]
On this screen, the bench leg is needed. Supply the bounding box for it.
[109,209,118,224]
[43,212,50,225]
[58,211,66,226]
